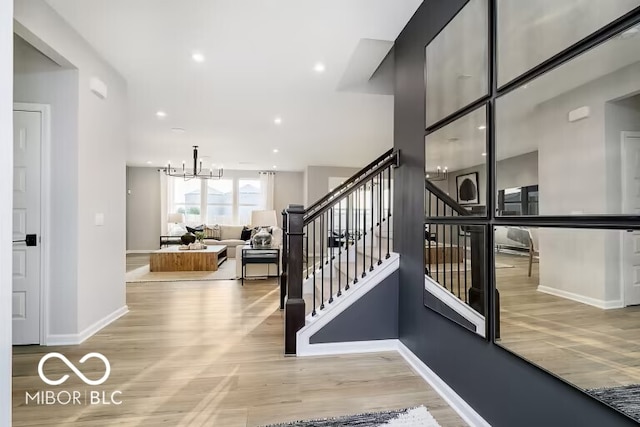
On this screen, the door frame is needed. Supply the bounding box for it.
[13,102,51,345]
[620,131,640,306]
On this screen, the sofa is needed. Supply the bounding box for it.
[167,224,248,258]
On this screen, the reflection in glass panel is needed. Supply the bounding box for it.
[424,222,486,337]
[426,106,487,217]
[497,23,640,216]
[425,0,488,126]
[497,0,640,85]
[495,226,640,419]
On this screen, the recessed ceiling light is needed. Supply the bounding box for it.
[171,127,186,133]
[426,174,430,178]
[273,148,279,153]
[156,111,167,118]
[274,117,282,125]
[314,62,326,73]
[192,52,205,63]
[481,152,487,156]
[272,165,277,169]
[478,125,486,130]
[146,160,152,164]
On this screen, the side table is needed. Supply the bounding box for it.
[241,246,280,285]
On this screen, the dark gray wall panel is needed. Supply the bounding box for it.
[310,270,399,344]
[393,0,636,425]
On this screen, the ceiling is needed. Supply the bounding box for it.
[44,0,422,171]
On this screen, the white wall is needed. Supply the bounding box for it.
[306,165,360,206]
[14,0,128,338]
[0,0,13,422]
[13,35,80,335]
[274,171,304,225]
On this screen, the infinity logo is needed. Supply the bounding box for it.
[38,352,111,386]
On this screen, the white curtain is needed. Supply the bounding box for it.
[259,171,275,210]
[160,173,169,235]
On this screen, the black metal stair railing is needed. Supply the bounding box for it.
[281,150,397,355]
[425,178,498,335]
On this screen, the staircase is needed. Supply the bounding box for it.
[424,178,499,337]
[281,149,398,355]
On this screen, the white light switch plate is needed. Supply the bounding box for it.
[95,213,104,226]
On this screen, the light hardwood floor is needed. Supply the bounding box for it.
[12,257,466,427]
[497,252,640,390]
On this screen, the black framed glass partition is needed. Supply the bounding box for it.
[495,225,640,418]
[497,0,640,86]
[425,0,488,127]
[423,0,640,422]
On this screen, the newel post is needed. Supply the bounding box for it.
[280,210,288,310]
[284,204,305,355]
[468,226,500,338]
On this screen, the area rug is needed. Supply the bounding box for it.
[126,259,237,283]
[586,384,640,422]
[263,406,440,427]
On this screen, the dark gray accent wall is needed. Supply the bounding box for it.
[310,270,399,344]
[393,1,636,425]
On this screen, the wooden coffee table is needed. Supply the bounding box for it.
[150,245,227,272]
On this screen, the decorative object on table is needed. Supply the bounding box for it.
[456,171,479,205]
[250,210,278,248]
[158,145,223,180]
[262,405,440,427]
[194,231,205,243]
[180,232,196,245]
[189,242,206,250]
[252,227,272,248]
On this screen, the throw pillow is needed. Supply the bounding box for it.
[186,224,204,234]
[210,224,221,240]
[240,226,252,241]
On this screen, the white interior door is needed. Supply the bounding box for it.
[622,132,640,307]
[12,110,41,344]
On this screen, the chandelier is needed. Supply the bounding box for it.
[160,146,223,180]
[425,166,448,181]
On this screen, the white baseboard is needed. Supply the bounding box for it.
[297,339,398,357]
[397,342,490,427]
[46,305,129,346]
[537,285,623,310]
[424,276,485,337]
[297,338,489,427]
[126,249,155,254]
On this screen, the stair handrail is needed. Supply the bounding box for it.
[304,148,395,219]
[304,153,397,225]
[425,178,469,217]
